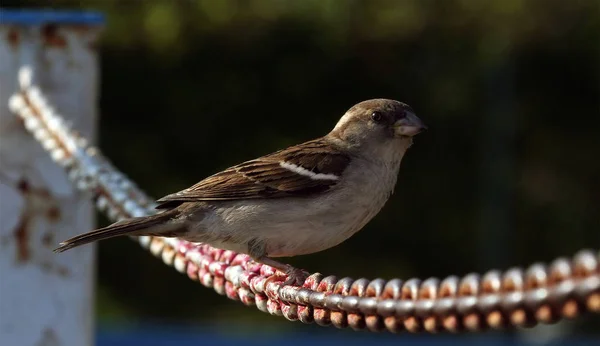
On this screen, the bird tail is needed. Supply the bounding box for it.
[54,209,181,253]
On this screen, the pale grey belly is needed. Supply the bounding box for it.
[183,189,388,258]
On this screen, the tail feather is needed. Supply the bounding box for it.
[54,209,180,253]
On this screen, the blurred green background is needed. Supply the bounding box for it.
[4,0,600,337]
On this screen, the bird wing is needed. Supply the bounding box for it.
[155,138,351,209]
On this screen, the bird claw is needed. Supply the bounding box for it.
[254,256,309,287]
[281,266,310,287]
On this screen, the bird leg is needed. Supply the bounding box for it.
[256,256,309,287]
[247,238,309,286]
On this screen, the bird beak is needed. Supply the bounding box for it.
[393,111,427,137]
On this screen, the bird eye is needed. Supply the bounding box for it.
[371,111,382,122]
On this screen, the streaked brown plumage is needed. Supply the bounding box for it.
[156,138,351,207]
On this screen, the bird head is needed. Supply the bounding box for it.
[329,99,426,159]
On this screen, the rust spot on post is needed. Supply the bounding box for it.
[13,178,60,262]
[7,29,19,48]
[46,207,61,222]
[17,178,30,193]
[41,24,67,48]
[42,233,54,246]
[14,214,30,262]
[14,179,31,262]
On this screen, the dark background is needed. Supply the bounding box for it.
[4,0,599,341]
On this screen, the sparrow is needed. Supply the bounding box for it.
[55,99,426,285]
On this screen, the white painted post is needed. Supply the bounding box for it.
[0,10,103,346]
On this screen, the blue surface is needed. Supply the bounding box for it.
[0,9,104,25]
[96,325,600,346]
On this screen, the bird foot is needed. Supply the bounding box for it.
[254,256,310,287]
[281,265,310,287]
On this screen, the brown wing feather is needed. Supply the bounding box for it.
[155,138,350,209]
